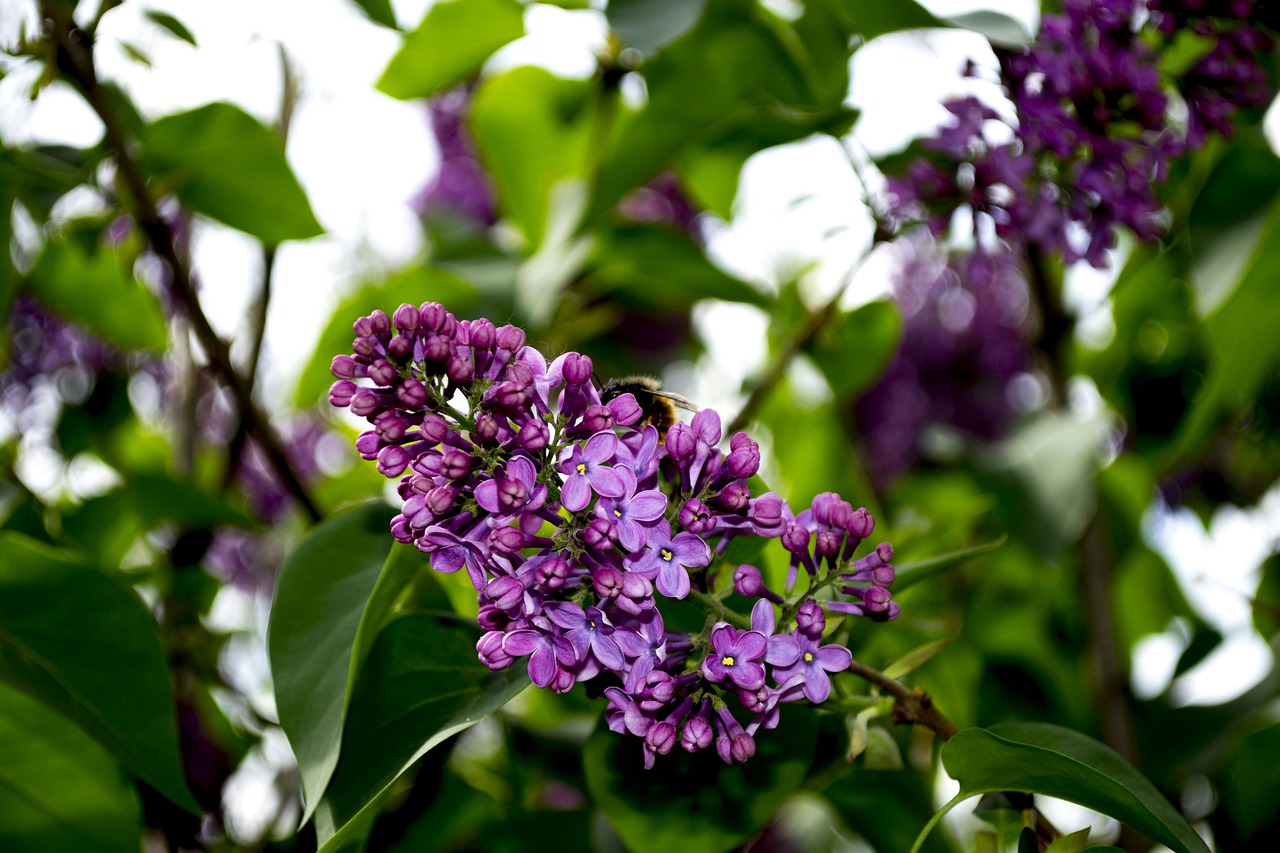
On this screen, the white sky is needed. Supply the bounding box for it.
[2,0,1276,741]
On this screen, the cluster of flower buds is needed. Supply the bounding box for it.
[330,304,899,766]
[886,0,1275,267]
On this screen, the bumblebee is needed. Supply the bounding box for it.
[599,375,697,437]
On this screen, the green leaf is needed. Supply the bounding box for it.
[348,543,444,690]
[1224,720,1280,838]
[833,0,940,41]
[294,263,478,407]
[144,10,197,45]
[607,0,707,54]
[824,765,957,853]
[592,224,768,307]
[584,706,817,853]
[939,724,1210,853]
[0,533,197,812]
[0,143,101,221]
[0,682,141,853]
[377,0,525,99]
[894,536,1007,591]
[268,503,395,823]
[469,67,597,249]
[1046,828,1093,853]
[139,102,323,244]
[807,299,900,401]
[883,638,952,680]
[348,0,398,29]
[945,10,1032,46]
[318,614,529,848]
[26,232,167,350]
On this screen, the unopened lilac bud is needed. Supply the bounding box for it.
[666,423,695,461]
[495,476,528,513]
[738,686,768,714]
[390,514,412,543]
[490,380,527,409]
[725,433,760,478]
[795,600,826,639]
[781,523,810,554]
[425,486,456,516]
[616,573,653,614]
[393,303,419,332]
[679,498,714,535]
[682,715,713,752]
[551,667,576,694]
[718,482,751,511]
[387,334,413,359]
[355,431,382,459]
[731,733,756,763]
[646,722,677,756]
[352,335,376,357]
[377,445,411,478]
[862,585,893,613]
[397,379,429,408]
[350,388,381,417]
[419,302,448,332]
[535,555,571,590]
[640,671,675,707]
[474,413,500,442]
[607,392,643,426]
[329,380,357,407]
[489,526,525,553]
[446,351,474,384]
[583,517,617,551]
[477,630,513,670]
[330,355,359,379]
[847,507,874,540]
[750,493,785,536]
[368,309,392,336]
[517,420,549,451]
[477,604,507,631]
[441,449,473,481]
[875,542,894,563]
[484,576,525,612]
[470,318,496,350]
[424,334,451,362]
[373,410,408,441]
[368,358,397,386]
[581,405,614,434]
[496,324,525,353]
[734,564,765,597]
[353,315,375,337]
[593,567,624,600]
[420,412,449,444]
[562,352,592,386]
[815,530,841,559]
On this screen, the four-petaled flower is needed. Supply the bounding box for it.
[595,466,666,551]
[557,431,625,512]
[624,520,711,600]
[701,624,768,691]
[772,633,852,703]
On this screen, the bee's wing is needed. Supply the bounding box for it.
[651,390,698,412]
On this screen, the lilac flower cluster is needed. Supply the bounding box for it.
[855,241,1034,485]
[329,304,899,766]
[886,0,1274,267]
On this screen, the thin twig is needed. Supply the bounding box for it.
[726,249,871,436]
[43,3,321,522]
[845,659,960,740]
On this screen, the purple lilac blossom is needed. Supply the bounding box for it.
[855,240,1034,486]
[330,304,902,765]
[887,0,1275,267]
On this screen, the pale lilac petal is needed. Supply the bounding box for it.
[502,629,540,657]
[735,630,768,661]
[617,518,645,552]
[766,635,800,667]
[589,466,625,498]
[592,633,626,671]
[656,562,690,599]
[709,624,736,656]
[815,644,852,672]
[629,490,668,521]
[692,408,721,444]
[732,661,766,691]
[561,475,591,512]
[671,532,710,567]
[701,655,727,682]
[803,668,832,703]
[508,455,537,488]
[750,599,775,635]
[544,601,585,631]
[584,431,619,463]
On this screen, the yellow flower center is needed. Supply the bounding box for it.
[576,462,587,475]
[660,548,673,562]
[613,508,623,518]
[722,655,735,667]
[804,651,814,663]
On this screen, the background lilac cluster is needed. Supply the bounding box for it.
[887,0,1274,266]
[328,304,899,766]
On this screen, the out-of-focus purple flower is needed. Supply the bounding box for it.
[413,84,497,227]
[855,239,1034,485]
[617,170,705,242]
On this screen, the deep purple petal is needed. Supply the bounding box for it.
[502,629,541,656]
[750,599,775,635]
[592,633,626,671]
[701,655,727,682]
[709,624,736,656]
[617,518,645,552]
[527,643,556,687]
[766,634,801,667]
[544,601,586,631]
[729,660,766,691]
[473,479,500,513]
[508,455,537,488]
